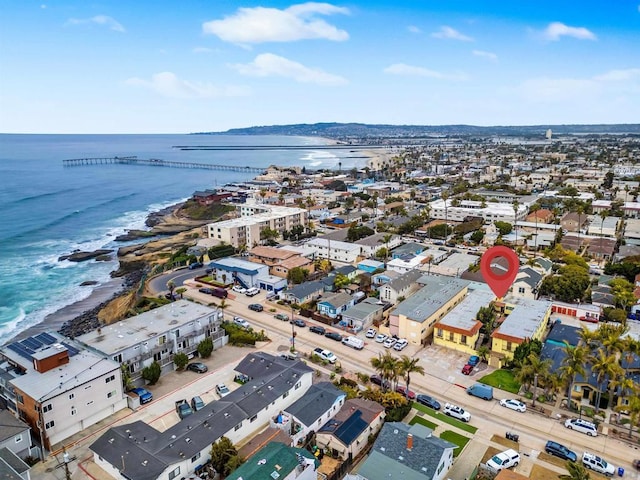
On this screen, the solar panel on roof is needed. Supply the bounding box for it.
[20,338,41,350]
[6,343,33,360]
[35,332,57,345]
[62,342,80,356]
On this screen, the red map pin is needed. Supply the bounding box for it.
[480,246,519,299]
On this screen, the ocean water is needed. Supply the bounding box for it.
[0,134,360,341]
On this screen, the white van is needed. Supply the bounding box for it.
[245,287,260,297]
[342,336,365,350]
[565,418,598,437]
[582,452,615,475]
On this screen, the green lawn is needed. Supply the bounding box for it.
[478,369,520,394]
[439,430,470,457]
[413,403,478,434]
[409,415,438,430]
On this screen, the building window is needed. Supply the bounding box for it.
[69,393,74,400]
[191,452,201,463]
[168,466,181,480]
[250,415,257,423]
[107,391,116,398]
[448,332,454,342]
[105,375,116,383]
[282,391,289,399]
[16,394,23,404]
[436,329,443,338]
[295,382,301,390]
[518,287,525,294]
[45,421,55,429]
[506,342,512,352]
[234,422,243,431]
[71,408,76,416]
[43,404,52,413]
[15,435,22,443]
[114,354,123,363]
[460,335,467,345]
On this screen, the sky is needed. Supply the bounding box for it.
[0,0,639,133]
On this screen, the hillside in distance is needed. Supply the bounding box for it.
[196,122,640,139]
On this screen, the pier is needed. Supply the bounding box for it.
[62,156,265,173]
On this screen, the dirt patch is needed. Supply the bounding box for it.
[481,446,501,464]
[490,434,520,450]
[317,456,342,476]
[529,464,561,480]
[537,451,568,469]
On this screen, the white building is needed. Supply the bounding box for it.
[305,238,360,263]
[428,199,528,223]
[354,233,402,258]
[76,300,226,384]
[386,254,430,274]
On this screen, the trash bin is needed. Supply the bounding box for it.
[618,466,624,477]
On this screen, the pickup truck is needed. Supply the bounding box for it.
[131,387,153,404]
[313,348,337,364]
[443,403,471,422]
[175,399,193,420]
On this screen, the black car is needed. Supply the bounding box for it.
[291,319,306,328]
[416,394,441,410]
[370,374,391,389]
[544,440,577,462]
[199,287,213,294]
[188,262,204,270]
[186,362,208,373]
[248,303,263,312]
[309,325,326,335]
[325,331,343,342]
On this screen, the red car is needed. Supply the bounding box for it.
[461,364,473,375]
[395,385,416,399]
[579,316,599,323]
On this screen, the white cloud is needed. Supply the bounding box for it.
[594,68,640,82]
[66,15,125,32]
[384,63,467,81]
[230,53,347,86]
[125,72,250,99]
[407,25,421,34]
[472,50,498,62]
[203,3,349,45]
[431,26,473,42]
[542,22,596,41]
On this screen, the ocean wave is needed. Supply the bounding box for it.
[6,187,85,206]
[0,307,26,340]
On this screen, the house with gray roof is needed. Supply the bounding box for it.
[341,298,387,330]
[511,267,543,300]
[354,422,455,480]
[226,442,317,480]
[316,398,385,460]
[282,382,345,446]
[391,242,426,259]
[354,233,401,258]
[0,448,30,480]
[0,410,32,459]
[282,281,324,305]
[90,353,314,480]
[379,269,424,304]
[317,292,356,319]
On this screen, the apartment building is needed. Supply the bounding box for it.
[305,238,360,263]
[429,199,528,223]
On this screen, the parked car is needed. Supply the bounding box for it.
[248,303,263,312]
[186,362,208,373]
[188,262,204,270]
[233,317,251,329]
[291,318,306,328]
[544,440,577,462]
[313,348,337,364]
[325,331,343,342]
[245,287,260,296]
[375,333,388,343]
[198,287,213,294]
[232,285,247,294]
[383,337,397,348]
[395,385,416,399]
[416,394,441,410]
[565,418,598,437]
[500,399,527,413]
[309,325,326,335]
[342,336,365,350]
[466,383,493,400]
[468,355,480,366]
[191,396,205,412]
[370,374,391,389]
[487,449,520,472]
[582,452,615,476]
[274,313,289,321]
[175,399,193,419]
[461,364,474,375]
[443,403,471,422]
[365,328,377,338]
[280,352,298,361]
[215,383,230,397]
[131,387,153,404]
[211,287,228,298]
[393,338,408,351]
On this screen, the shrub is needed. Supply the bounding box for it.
[142,361,161,385]
[339,376,358,388]
[197,338,214,358]
[386,402,412,422]
[356,372,370,384]
[173,352,189,370]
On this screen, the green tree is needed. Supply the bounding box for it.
[210,437,241,476]
[380,234,394,263]
[609,278,636,310]
[398,355,424,399]
[559,461,591,480]
[370,351,399,392]
[166,280,176,300]
[511,339,543,367]
[142,361,161,385]
[470,229,485,244]
[260,227,280,242]
[589,348,623,412]
[197,337,214,358]
[173,352,189,370]
[121,363,134,391]
[558,343,587,409]
[287,267,309,285]
[494,221,513,236]
[615,384,640,438]
[333,273,351,289]
[175,287,187,299]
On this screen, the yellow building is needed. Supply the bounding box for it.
[434,289,495,355]
[490,298,552,368]
[389,277,469,346]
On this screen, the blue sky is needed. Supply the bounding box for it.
[1,1,639,133]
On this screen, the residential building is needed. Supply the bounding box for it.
[386,254,430,274]
[271,256,315,280]
[490,298,552,368]
[510,267,543,300]
[434,289,494,354]
[355,422,455,480]
[316,398,385,460]
[0,410,32,459]
[341,298,387,330]
[281,382,345,446]
[317,292,356,319]
[0,448,31,480]
[91,353,314,480]
[586,215,619,238]
[208,257,287,292]
[550,301,601,322]
[560,212,588,233]
[76,300,225,384]
[357,259,385,274]
[191,189,232,206]
[389,277,469,346]
[525,209,554,224]
[391,242,426,259]
[331,265,359,282]
[354,233,401,258]
[282,281,324,305]
[379,269,425,305]
[429,199,528,223]
[207,205,307,248]
[226,442,317,480]
[249,246,300,266]
[0,333,127,452]
[305,238,360,263]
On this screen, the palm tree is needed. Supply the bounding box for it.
[370,351,398,392]
[578,327,600,350]
[380,234,394,264]
[215,299,228,320]
[166,279,176,300]
[397,355,425,399]
[559,461,591,480]
[589,347,621,413]
[558,342,587,410]
[615,384,640,438]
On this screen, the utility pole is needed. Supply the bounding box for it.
[54,446,77,480]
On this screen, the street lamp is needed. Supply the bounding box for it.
[532,374,539,408]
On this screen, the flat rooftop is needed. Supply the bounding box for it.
[437,289,495,331]
[494,298,551,341]
[392,277,469,323]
